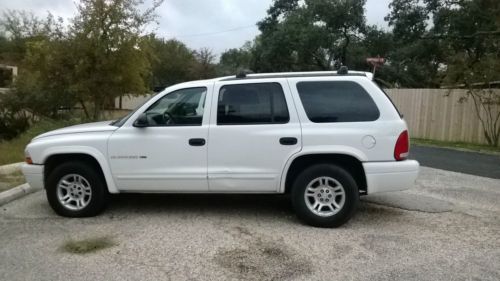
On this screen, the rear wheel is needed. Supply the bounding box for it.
[46,162,108,217]
[291,164,359,227]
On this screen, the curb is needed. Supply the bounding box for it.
[0,183,41,206]
[0,162,23,174]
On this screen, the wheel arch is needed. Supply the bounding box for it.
[42,147,118,193]
[281,153,367,195]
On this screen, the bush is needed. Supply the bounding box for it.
[0,111,30,140]
[0,118,80,165]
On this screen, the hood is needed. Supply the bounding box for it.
[34,121,118,140]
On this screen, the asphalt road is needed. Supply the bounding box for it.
[410,144,500,179]
[1,167,499,281]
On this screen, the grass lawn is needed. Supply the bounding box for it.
[412,138,500,154]
[0,119,81,165]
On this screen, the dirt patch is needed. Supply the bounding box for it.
[61,236,117,254]
[214,227,312,281]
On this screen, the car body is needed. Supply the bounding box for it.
[22,70,419,227]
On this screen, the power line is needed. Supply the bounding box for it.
[168,24,257,38]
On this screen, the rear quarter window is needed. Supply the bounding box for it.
[296,81,380,123]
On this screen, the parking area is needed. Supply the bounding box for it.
[1,166,499,281]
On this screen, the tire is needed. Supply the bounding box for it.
[46,161,108,217]
[291,164,359,228]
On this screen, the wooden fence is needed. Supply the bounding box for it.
[116,88,499,145]
[386,89,499,145]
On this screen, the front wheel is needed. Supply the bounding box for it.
[291,164,359,227]
[46,162,108,217]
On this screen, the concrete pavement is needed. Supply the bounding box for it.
[0,167,499,281]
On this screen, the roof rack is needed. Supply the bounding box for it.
[220,71,368,81]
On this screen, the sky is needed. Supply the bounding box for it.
[0,0,392,55]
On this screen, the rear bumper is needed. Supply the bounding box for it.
[22,164,44,190]
[363,160,419,194]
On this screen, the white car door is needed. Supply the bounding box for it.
[108,86,211,192]
[207,79,302,192]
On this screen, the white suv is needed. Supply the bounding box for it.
[22,70,419,227]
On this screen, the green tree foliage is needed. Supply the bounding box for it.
[0,11,74,120]
[429,0,500,146]
[218,42,253,76]
[146,36,198,89]
[253,0,367,72]
[0,0,163,121]
[383,0,443,87]
[70,0,163,119]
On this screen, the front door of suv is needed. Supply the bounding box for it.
[108,86,210,192]
[208,79,302,192]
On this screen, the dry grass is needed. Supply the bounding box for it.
[0,170,25,192]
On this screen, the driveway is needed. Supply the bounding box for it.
[1,167,499,281]
[411,144,500,179]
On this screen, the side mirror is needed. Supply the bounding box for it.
[133,113,149,127]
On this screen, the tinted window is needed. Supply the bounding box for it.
[297,81,379,122]
[217,83,289,125]
[144,87,206,126]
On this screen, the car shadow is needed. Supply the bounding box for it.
[107,193,295,217]
[105,193,405,226]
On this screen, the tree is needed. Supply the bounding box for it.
[0,11,75,119]
[384,0,444,87]
[70,0,163,119]
[431,0,500,146]
[146,36,198,90]
[253,0,367,72]
[0,0,164,121]
[218,42,253,75]
[191,48,216,79]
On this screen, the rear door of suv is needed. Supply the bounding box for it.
[207,78,301,192]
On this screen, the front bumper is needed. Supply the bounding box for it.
[362,160,419,194]
[22,164,44,190]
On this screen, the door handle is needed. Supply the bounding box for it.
[279,137,297,145]
[189,138,206,146]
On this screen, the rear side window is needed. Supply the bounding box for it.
[217,83,289,125]
[296,81,379,123]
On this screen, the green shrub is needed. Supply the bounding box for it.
[0,118,81,165]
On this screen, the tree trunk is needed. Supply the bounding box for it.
[79,100,90,119]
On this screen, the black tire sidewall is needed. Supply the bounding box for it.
[46,162,108,217]
[291,164,359,227]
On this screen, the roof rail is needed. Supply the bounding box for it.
[218,70,370,81]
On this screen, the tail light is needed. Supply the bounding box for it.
[394,130,409,161]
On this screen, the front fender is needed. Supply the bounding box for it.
[41,146,118,193]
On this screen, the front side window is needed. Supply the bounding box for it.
[217,83,289,125]
[144,87,206,126]
[297,81,380,123]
